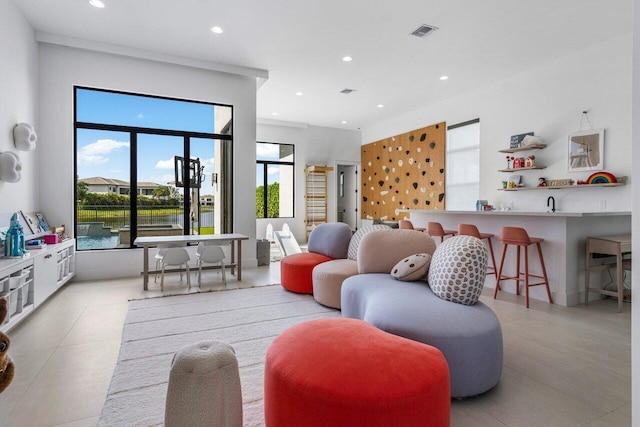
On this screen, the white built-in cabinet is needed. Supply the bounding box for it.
[0,239,75,332]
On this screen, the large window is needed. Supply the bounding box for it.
[75,87,233,251]
[256,142,294,218]
[446,119,480,211]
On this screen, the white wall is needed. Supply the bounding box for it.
[363,35,632,214]
[0,0,39,212]
[256,123,361,243]
[37,43,258,280]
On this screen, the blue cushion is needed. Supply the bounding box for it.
[307,223,352,259]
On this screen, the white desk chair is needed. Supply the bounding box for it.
[154,242,187,283]
[196,243,227,285]
[160,247,191,291]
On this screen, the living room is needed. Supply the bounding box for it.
[0,0,638,425]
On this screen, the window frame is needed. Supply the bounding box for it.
[256,141,295,219]
[74,86,234,250]
[446,118,480,211]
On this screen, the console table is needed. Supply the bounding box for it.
[134,233,249,290]
[584,234,632,312]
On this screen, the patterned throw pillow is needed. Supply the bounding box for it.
[391,253,432,281]
[347,224,391,260]
[428,235,488,305]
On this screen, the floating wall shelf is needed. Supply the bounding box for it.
[498,144,546,153]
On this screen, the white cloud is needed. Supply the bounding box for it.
[156,157,176,169]
[78,139,129,166]
[257,143,279,159]
[267,166,279,175]
[138,113,144,119]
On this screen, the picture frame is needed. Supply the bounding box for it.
[568,129,604,172]
[510,132,534,149]
[19,211,39,234]
[35,212,50,232]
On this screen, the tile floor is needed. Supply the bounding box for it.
[0,259,631,427]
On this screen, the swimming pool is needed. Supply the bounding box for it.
[77,235,120,250]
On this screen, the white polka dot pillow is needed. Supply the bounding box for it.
[391,253,432,282]
[428,235,488,305]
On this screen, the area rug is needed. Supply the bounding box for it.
[98,285,340,427]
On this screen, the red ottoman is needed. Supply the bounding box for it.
[264,318,450,427]
[280,253,333,294]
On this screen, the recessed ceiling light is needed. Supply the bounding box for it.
[439,75,449,81]
[271,112,278,116]
[377,104,384,108]
[89,0,105,8]
[341,120,348,124]
[342,56,353,62]
[211,26,224,34]
[296,92,304,96]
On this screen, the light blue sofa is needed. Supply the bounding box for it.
[341,229,503,398]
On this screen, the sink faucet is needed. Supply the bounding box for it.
[547,196,556,213]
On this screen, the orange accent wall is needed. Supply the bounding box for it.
[361,122,446,221]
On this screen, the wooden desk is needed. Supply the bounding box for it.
[584,234,631,312]
[134,233,249,290]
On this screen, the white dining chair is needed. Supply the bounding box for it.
[154,242,187,283]
[160,247,192,291]
[196,242,227,285]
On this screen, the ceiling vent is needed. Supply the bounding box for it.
[340,88,357,94]
[411,24,439,38]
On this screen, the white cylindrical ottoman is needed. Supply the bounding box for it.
[165,340,242,427]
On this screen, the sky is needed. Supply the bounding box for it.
[76,88,284,193]
[76,89,228,196]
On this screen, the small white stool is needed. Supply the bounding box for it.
[165,340,242,427]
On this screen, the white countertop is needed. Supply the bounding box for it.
[398,209,631,217]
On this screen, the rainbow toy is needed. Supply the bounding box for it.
[587,171,617,184]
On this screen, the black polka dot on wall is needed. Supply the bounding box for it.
[395,177,400,183]
[406,172,410,176]
[413,199,419,205]
[378,181,384,187]
[430,142,436,149]
[430,181,435,185]
[412,182,418,189]
[439,193,445,202]
[439,168,444,173]
[422,171,426,176]
[420,133,426,141]
[409,135,414,142]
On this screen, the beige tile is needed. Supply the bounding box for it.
[58,302,129,347]
[5,339,120,427]
[0,347,54,416]
[464,366,605,426]
[8,303,86,352]
[581,402,631,427]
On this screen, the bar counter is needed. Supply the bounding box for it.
[398,209,631,306]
